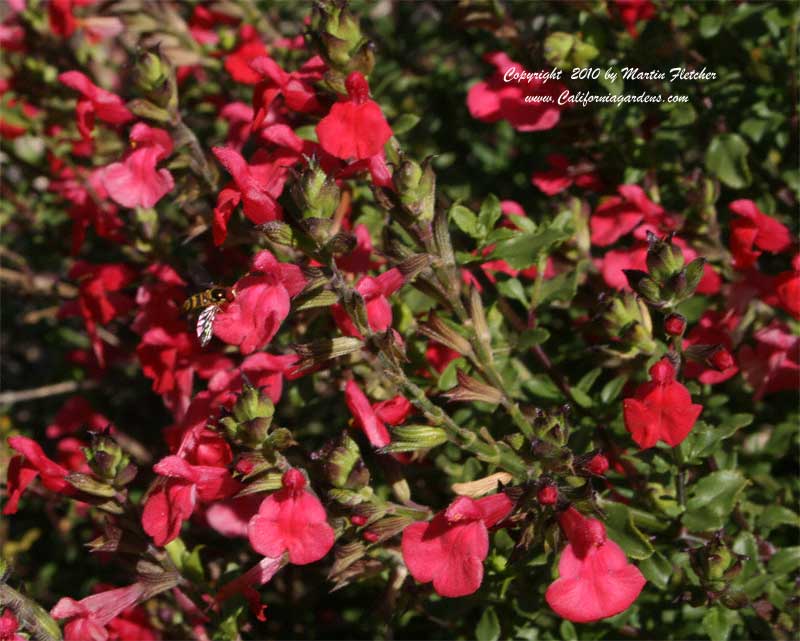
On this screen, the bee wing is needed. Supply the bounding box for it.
[197,305,219,347]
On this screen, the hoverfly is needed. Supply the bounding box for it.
[181,287,235,347]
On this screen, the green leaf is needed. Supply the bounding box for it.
[570,387,593,408]
[702,607,739,641]
[699,14,723,38]
[559,619,577,641]
[705,133,751,189]
[683,470,750,531]
[600,375,628,404]
[478,194,502,233]
[475,606,501,641]
[680,414,753,463]
[497,278,529,307]
[758,506,800,532]
[767,546,800,575]
[392,113,420,135]
[603,502,655,560]
[489,213,572,270]
[576,367,602,393]
[518,327,550,349]
[639,552,673,590]
[450,204,479,238]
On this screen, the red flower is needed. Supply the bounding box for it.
[425,341,461,374]
[622,357,703,449]
[664,313,687,337]
[729,200,793,270]
[51,584,145,641]
[586,454,609,476]
[467,52,566,132]
[774,264,800,320]
[401,494,512,598]
[538,484,559,505]
[336,224,377,274]
[344,380,411,449]
[316,72,392,160]
[683,311,740,384]
[545,507,645,623]
[224,25,268,84]
[58,71,133,140]
[48,0,75,37]
[102,123,174,208]
[208,351,299,408]
[59,261,136,368]
[142,455,239,546]
[46,396,112,439]
[3,436,73,514]
[590,185,674,247]
[0,610,24,641]
[211,147,288,245]
[250,54,324,130]
[612,0,656,37]
[738,322,800,400]
[213,250,305,354]
[531,154,602,195]
[247,469,335,565]
[331,268,404,338]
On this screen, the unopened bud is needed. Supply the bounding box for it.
[233,385,275,423]
[350,514,367,527]
[87,434,126,481]
[623,270,661,305]
[292,161,340,219]
[442,370,503,405]
[675,257,707,301]
[664,313,687,337]
[379,425,449,453]
[709,346,735,371]
[537,484,558,505]
[586,454,609,476]
[646,232,685,282]
[419,315,473,357]
[394,156,436,222]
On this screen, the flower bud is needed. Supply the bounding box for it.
[646,232,685,283]
[537,484,558,505]
[623,270,661,305]
[664,313,687,337]
[709,346,735,371]
[314,434,370,489]
[311,1,371,74]
[393,156,436,223]
[291,161,341,220]
[674,257,707,301]
[350,514,367,527]
[586,454,609,476]
[379,425,449,453]
[232,385,275,423]
[86,434,126,481]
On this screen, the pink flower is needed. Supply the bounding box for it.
[531,154,602,195]
[316,72,392,160]
[142,455,239,546]
[738,322,800,400]
[401,494,513,598]
[51,584,145,641]
[729,200,793,270]
[248,469,335,565]
[331,268,404,338]
[590,185,676,247]
[467,52,565,132]
[46,396,112,439]
[3,437,72,514]
[545,507,645,623]
[102,123,174,208]
[683,311,740,384]
[212,147,289,245]
[774,260,800,320]
[622,357,703,449]
[344,380,411,449]
[58,71,133,140]
[213,250,305,354]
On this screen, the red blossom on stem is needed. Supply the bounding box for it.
[683,311,740,384]
[316,72,392,160]
[344,380,412,450]
[531,154,602,195]
[728,200,792,270]
[545,507,645,622]
[3,436,74,515]
[102,123,174,209]
[738,322,800,400]
[622,357,703,449]
[58,71,133,142]
[51,584,145,641]
[331,268,404,338]
[212,250,305,354]
[247,469,335,565]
